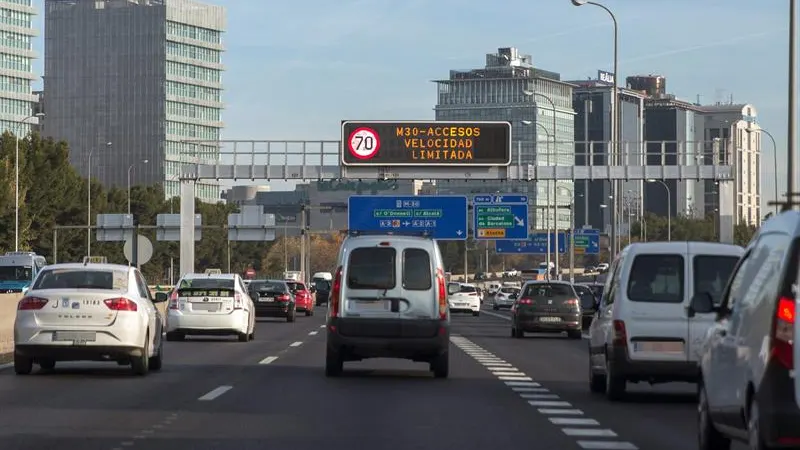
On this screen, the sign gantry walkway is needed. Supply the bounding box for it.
[176,120,735,276]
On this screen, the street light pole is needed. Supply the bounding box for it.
[127,159,149,215]
[521,119,553,274]
[746,128,779,214]
[647,179,671,241]
[14,112,44,251]
[788,0,797,209]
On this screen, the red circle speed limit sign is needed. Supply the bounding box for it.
[348,127,380,159]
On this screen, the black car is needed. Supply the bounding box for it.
[248,279,297,322]
[511,281,582,339]
[573,284,599,329]
[314,278,331,306]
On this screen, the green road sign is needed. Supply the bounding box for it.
[475,206,515,228]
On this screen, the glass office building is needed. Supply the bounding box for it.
[433,47,575,230]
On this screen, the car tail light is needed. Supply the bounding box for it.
[233,293,243,309]
[612,320,627,346]
[104,297,138,311]
[330,266,343,318]
[18,296,48,310]
[563,298,579,307]
[168,290,179,310]
[518,298,533,305]
[771,296,795,369]
[276,294,291,302]
[436,268,447,320]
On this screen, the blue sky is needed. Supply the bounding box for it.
[31,0,790,206]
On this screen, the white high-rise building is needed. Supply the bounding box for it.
[0,0,40,135]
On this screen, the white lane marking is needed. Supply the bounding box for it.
[512,387,549,393]
[289,341,303,347]
[540,408,584,415]
[481,310,511,321]
[198,385,233,401]
[259,356,278,365]
[528,400,572,407]
[121,442,134,447]
[492,371,526,376]
[550,417,600,426]
[309,331,318,335]
[504,381,540,387]
[498,375,533,381]
[577,441,638,449]
[320,324,326,328]
[487,366,516,371]
[563,428,618,437]
[520,393,560,399]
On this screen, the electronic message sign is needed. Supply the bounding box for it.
[340,121,512,167]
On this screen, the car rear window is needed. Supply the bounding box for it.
[402,248,432,290]
[460,285,477,293]
[249,281,286,293]
[33,268,128,290]
[522,283,574,299]
[694,255,739,305]
[177,278,236,297]
[627,254,684,303]
[500,287,518,294]
[286,282,306,291]
[314,280,331,291]
[347,247,396,289]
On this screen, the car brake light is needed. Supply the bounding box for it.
[168,290,179,310]
[233,293,243,309]
[276,294,290,302]
[18,296,48,310]
[563,298,579,307]
[612,320,627,346]
[104,297,138,311]
[518,298,533,305]
[771,296,795,369]
[436,268,447,320]
[330,266,343,318]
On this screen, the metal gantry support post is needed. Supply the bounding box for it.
[179,179,197,277]
[300,205,307,281]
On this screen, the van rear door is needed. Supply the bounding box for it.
[623,251,689,363]
[339,241,438,338]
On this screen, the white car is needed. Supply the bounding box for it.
[492,286,520,310]
[165,273,255,342]
[13,262,166,376]
[447,282,481,316]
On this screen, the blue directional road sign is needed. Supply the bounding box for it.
[473,194,529,240]
[574,228,600,254]
[347,195,468,240]
[495,232,567,254]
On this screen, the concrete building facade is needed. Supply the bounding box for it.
[0,0,40,136]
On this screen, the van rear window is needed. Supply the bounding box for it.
[402,248,432,290]
[694,255,739,305]
[627,254,684,303]
[347,247,396,290]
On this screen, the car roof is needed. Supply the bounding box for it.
[183,273,237,280]
[45,262,131,272]
[751,210,800,244]
[620,241,744,257]
[525,280,573,286]
[343,234,435,246]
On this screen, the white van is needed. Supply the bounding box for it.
[587,241,744,400]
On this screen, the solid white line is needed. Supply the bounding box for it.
[550,417,600,426]
[577,441,637,450]
[563,428,617,437]
[498,375,533,381]
[539,408,584,415]
[505,381,540,387]
[520,393,560,399]
[308,331,318,335]
[528,400,572,407]
[198,385,233,401]
[289,341,303,347]
[259,356,278,365]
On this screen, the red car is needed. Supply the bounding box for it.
[286,281,314,316]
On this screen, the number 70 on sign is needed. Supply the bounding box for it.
[348,127,381,159]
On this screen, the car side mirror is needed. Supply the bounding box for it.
[154,292,168,303]
[688,292,716,317]
[310,286,316,293]
[21,286,29,295]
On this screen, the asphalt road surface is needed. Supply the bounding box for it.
[0,305,746,450]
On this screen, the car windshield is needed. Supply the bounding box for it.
[33,268,128,290]
[314,279,331,290]
[0,265,32,282]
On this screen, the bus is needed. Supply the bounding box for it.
[0,252,47,293]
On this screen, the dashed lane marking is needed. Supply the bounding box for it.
[198,385,233,401]
[450,335,638,450]
[309,331,318,335]
[259,356,278,365]
[320,324,326,328]
[289,341,303,347]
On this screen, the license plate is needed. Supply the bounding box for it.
[351,300,389,311]
[539,317,562,323]
[259,297,274,302]
[193,303,220,312]
[635,341,684,353]
[54,331,96,344]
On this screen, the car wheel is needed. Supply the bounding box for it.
[38,359,56,371]
[149,336,163,371]
[165,332,184,342]
[430,351,449,379]
[588,356,605,393]
[14,351,32,375]
[287,308,297,323]
[325,347,343,377]
[747,397,767,450]
[472,310,480,317]
[604,352,626,401]
[493,305,499,311]
[567,330,582,339]
[131,333,150,376]
[698,382,730,450]
[305,308,313,317]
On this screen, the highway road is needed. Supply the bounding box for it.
[0,304,745,450]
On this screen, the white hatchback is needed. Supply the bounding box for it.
[165,273,255,342]
[13,262,166,376]
[447,282,481,316]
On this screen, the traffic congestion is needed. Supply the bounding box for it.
[1,209,799,450]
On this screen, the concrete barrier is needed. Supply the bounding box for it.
[0,294,22,355]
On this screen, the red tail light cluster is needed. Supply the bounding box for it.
[168,290,179,310]
[104,297,138,311]
[18,296,48,310]
[517,298,533,305]
[612,320,627,346]
[233,293,244,309]
[436,268,447,320]
[771,296,795,369]
[276,294,291,302]
[330,266,343,318]
[563,298,579,307]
